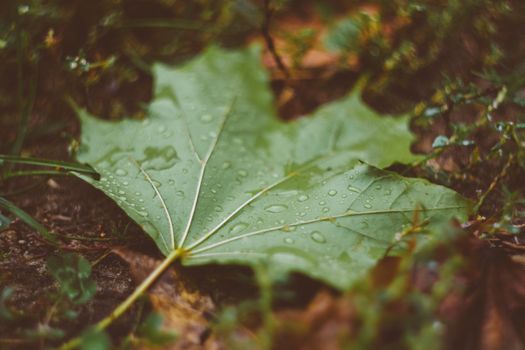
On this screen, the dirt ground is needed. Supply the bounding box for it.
[1,1,525,349]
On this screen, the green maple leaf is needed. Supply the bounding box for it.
[75,46,468,289]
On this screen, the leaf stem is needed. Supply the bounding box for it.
[57,248,185,350]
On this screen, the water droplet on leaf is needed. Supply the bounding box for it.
[200,114,213,123]
[115,168,127,176]
[311,231,326,243]
[347,186,360,193]
[230,222,248,234]
[264,204,288,213]
[297,195,308,202]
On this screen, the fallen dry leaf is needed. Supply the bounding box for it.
[112,248,217,349]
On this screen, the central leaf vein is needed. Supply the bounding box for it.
[179,97,237,248]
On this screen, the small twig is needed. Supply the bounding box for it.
[10,20,38,158]
[262,0,290,80]
[474,154,514,213]
[0,338,34,345]
[91,249,113,267]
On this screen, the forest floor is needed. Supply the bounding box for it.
[1,2,525,350]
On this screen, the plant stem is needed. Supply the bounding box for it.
[474,154,514,213]
[262,0,290,80]
[0,196,57,244]
[0,155,98,176]
[2,170,71,180]
[57,248,184,350]
[10,20,37,157]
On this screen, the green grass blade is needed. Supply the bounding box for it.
[2,170,72,180]
[0,196,58,244]
[0,155,98,176]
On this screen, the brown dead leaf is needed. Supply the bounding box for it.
[273,291,358,350]
[112,248,218,350]
[443,240,525,350]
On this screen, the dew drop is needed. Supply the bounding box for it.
[215,205,223,213]
[347,186,360,193]
[297,195,309,202]
[152,180,161,187]
[115,168,127,176]
[175,190,184,197]
[222,161,231,169]
[278,190,298,197]
[237,169,248,177]
[322,207,329,213]
[168,179,175,185]
[364,203,372,209]
[319,201,326,206]
[375,185,382,190]
[200,114,213,123]
[264,204,288,213]
[229,222,248,234]
[122,181,129,186]
[284,237,295,244]
[137,211,148,217]
[310,231,326,243]
[328,190,337,196]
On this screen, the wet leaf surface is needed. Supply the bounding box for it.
[75,46,469,289]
